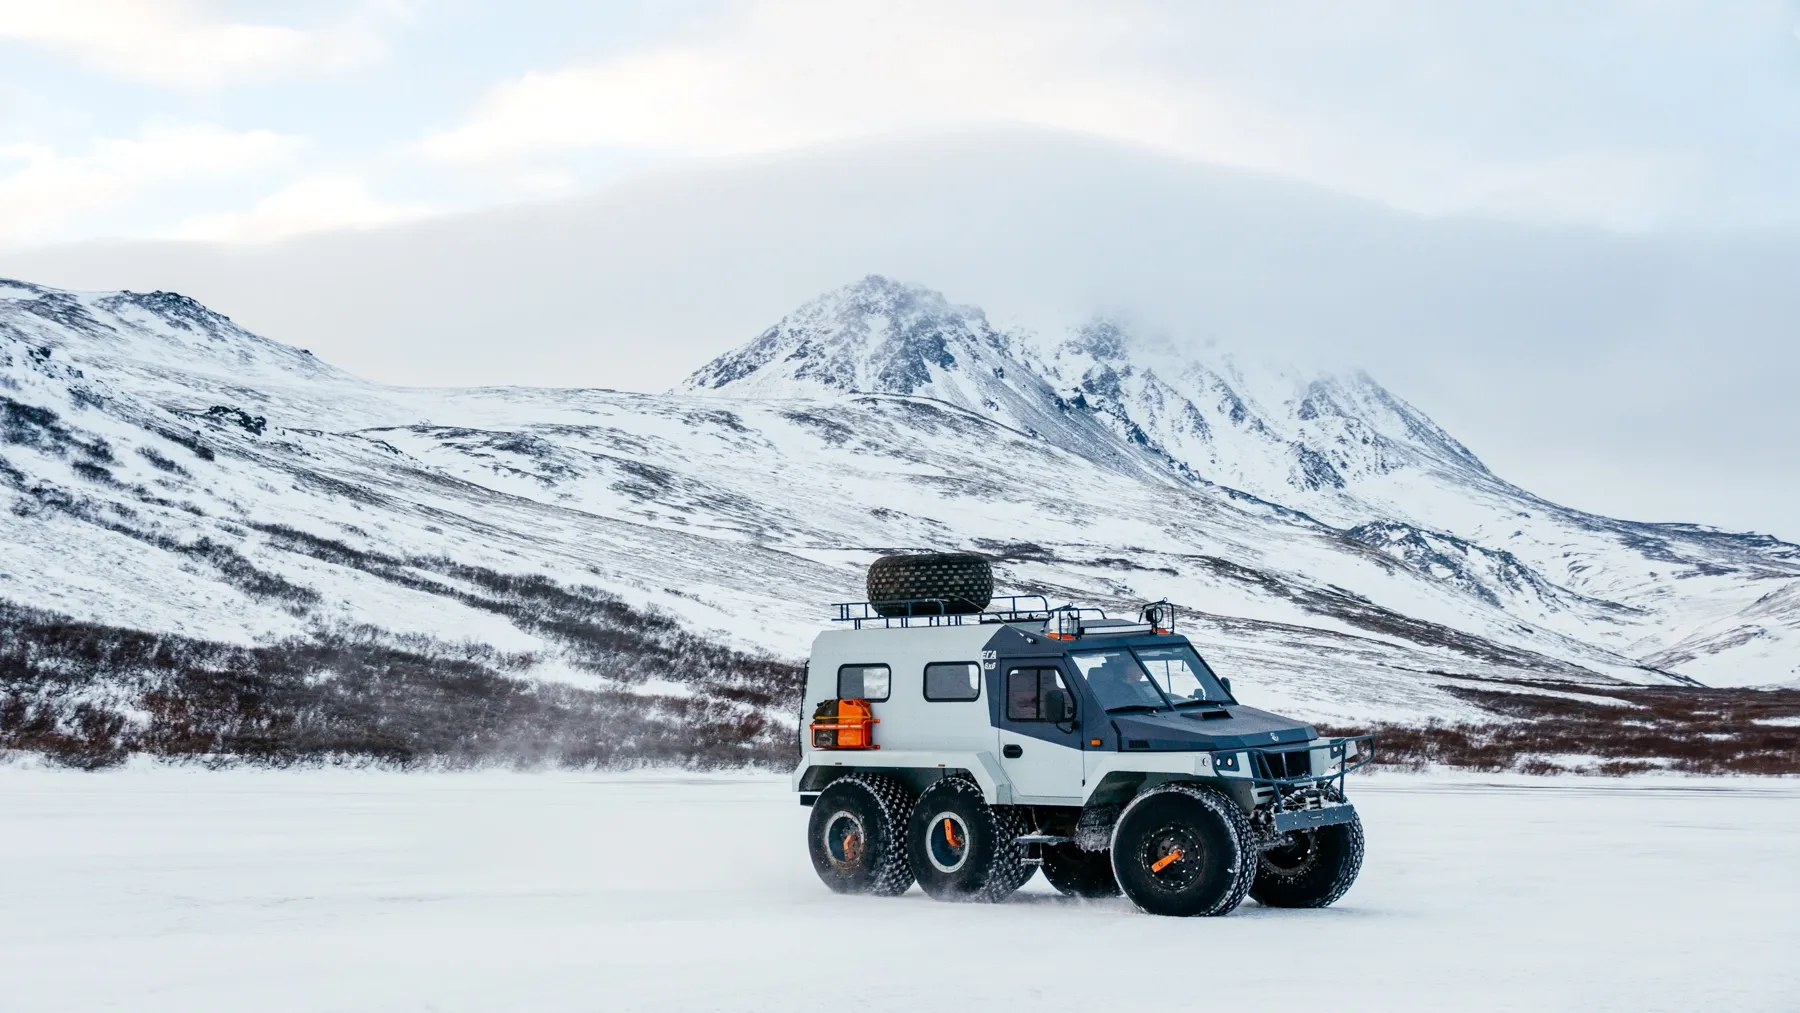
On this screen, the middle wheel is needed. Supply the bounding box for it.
[906,777,1034,902]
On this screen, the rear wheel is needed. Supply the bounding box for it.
[1251,812,1365,908]
[1110,783,1254,917]
[907,777,1033,902]
[1042,843,1120,899]
[807,774,916,897]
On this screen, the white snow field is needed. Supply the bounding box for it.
[0,769,1794,1013]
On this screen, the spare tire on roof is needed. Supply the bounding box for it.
[867,553,993,617]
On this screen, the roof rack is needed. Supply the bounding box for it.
[830,595,1108,630]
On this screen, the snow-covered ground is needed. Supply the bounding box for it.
[0,768,1793,1012]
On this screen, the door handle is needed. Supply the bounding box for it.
[1002,744,1023,759]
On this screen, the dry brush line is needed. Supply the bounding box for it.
[1320,680,1800,776]
[0,599,803,770]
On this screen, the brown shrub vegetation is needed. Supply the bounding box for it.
[1319,679,1800,776]
[0,598,803,771]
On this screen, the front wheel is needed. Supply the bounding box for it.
[1251,813,1365,908]
[1110,783,1254,917]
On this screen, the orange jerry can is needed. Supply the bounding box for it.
[810,698,880,750]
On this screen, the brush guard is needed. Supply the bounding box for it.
[1215,734,1375,838]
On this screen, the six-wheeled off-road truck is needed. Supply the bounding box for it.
[795,553,1371,916]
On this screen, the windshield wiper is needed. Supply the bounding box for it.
[1104,703,1165,714]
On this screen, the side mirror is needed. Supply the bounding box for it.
[1220,677,1233,697]
[1042,687,1075,722]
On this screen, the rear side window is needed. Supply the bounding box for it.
[838,664,890,701]
[924,662,981,702]
[1007,667,1073,721]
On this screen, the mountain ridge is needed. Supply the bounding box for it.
[675,274,1800,687]
[3,274,1796,715]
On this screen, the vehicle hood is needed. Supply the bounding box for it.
[1109,705,1315,751]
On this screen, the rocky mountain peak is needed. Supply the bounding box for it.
[1062,317,1131,362]
[676,275,1023,400]
[680,281,1507,510]
[831,273,957,319]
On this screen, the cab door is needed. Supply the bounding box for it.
[997,663,1086,802]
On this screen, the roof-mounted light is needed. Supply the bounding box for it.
[1140,599,1177,635]
[1047,609,1082,641]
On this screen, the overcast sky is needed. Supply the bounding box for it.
[7,0,1800,242]
[2,1,1798,537]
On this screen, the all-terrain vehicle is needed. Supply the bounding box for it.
[795,553,1372,916]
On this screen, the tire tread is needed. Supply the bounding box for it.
[981,805,1037,902]
[850,773,919,898]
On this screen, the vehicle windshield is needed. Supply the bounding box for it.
[1069,650,1169,712]
[1134,644,1233,704]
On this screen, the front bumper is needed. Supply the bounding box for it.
[1270,802,1358,833]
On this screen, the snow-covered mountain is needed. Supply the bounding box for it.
[680,276,1154,479]
[678,276,1800,688]
[2,274,1796,750]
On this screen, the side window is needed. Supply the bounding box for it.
[924,662,981,702]
[838,664,891,701]
[1006,667,1073,721]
